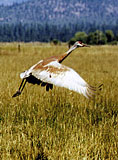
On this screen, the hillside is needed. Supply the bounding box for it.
[0,0,29,6]
[0,0,118,25]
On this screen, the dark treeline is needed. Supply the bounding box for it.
[0,23,76,42]
[0,22,118,43]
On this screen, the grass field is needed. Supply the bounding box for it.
[0,43,118,160]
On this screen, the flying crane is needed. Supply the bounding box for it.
[12,41,102,98]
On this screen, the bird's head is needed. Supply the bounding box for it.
[66,41,90,56]
[74,41,90,48]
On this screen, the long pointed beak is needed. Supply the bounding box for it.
[83,43,90,47]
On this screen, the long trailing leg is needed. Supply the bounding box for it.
[20,80,27,92]
[12,79,27,98]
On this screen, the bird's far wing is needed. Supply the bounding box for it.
[31,61,95,98]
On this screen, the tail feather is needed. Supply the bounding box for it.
[86,84,103,99]
[89,84,103,90]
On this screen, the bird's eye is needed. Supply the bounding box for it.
[78,41,82,44]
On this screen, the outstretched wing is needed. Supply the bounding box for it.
[29,61,96,98]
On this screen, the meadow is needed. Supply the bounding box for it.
[0,42,118,160]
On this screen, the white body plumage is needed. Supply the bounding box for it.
[20,60,91,98]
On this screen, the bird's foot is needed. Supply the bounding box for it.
[12,90,21,98]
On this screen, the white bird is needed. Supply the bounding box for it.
[12,41,102,98]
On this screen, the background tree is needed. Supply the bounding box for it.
[87,30,107,45]
[87,32,95,44]
[68,37,76,48]
[51,39,60,45]
[105,30,114,42]
[74,32,87,43]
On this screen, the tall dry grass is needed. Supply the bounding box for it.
[0,43,118,160]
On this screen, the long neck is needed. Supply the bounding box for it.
[59,45,77,63]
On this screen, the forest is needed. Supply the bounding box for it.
[0,22,118,44]
[0,0,118,43]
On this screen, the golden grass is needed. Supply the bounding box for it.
[0,43,118,160]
